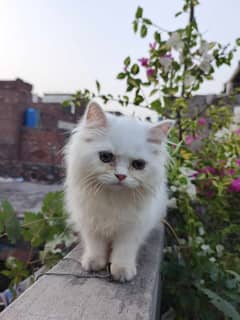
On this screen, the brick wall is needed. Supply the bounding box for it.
[20,128,67,166]
[0,78,85,163]
[33,102,84,130]
[0,78,32,105]
[0,79,31,161]
[0,78,86,180]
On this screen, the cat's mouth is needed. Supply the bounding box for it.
[110,182,125,187]
[105,181,128,189]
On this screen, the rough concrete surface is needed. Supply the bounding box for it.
[0,227,164,320]
[0,181,62,216]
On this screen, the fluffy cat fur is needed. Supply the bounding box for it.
[64,101,174,282]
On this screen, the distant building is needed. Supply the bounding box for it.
[0,78,85,182]
[41,93,74,104]
[224,61,240,94]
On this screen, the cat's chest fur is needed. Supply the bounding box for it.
[77,189,150,238]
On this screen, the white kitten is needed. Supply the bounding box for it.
[64,101,174,282]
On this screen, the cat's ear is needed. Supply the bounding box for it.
[148,120,175,144]
[85,101,107,128]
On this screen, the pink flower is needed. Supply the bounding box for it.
[138,58,149,67]
[162,53,173,59]
[206,167,216,174]
[226,168,235,176]
[185,135,194,145]
[185,135,200,145]
[198,117,207,126]
[236,159,240,166]
[149,42,157,50]
[196,205,205,215]
[206,190,215,198]
[229,177,240,192]
[146,68,155,78]
[235,128,240,135]
[199,166,216,175]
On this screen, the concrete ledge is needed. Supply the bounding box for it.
[0,226,164,320]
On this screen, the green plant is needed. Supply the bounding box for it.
[0,192,76,293]
[66,1,240,318]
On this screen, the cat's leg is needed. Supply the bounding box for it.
[81,230,108,271]
[110,228,145,282]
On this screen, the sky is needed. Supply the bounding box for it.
[0,0,239,97]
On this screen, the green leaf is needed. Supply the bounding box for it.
[143,18,152,25]
[149,88,159,97]
[140,24,147,38]
[124,56,131,66]
[175,11,182,17]
[126,85,134,92]
[1,270,12,278]
[154,31,161,43]
[96,80,101,93]
[5,215,21,243]
[150,99,162,112]
[122,95,129,105]
[1,200,14,215]
[23,211,40,225]
[22,212,46,246]
[131,64,140,75]
[196,285,240,320]
[117,72,126,80]
[133,20,138,33]
[127,77,139,88]
[135,6,143,19]
[2,256,30,287]
[41,192,65,218]
[1,200,21,243]
[226,270,240,282]
[0,216,4,234]
[236,38,240,46]
[134,95,144,105]
[101,95,109,104]
[62,100,70,107]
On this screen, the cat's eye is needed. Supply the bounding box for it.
[99,151,114,163]
[132,159,146,170]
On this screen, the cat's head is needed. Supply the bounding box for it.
[69,101,174,194]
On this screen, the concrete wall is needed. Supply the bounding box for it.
[0,226,164,320]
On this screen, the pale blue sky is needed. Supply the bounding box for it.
[0,0,239,96]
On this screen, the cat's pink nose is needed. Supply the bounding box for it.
[115,174,127,181]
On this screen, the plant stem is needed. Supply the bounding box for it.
[178,0,196,141]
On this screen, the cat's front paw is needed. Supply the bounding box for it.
[81,253,107,272]
[111,262,137,282]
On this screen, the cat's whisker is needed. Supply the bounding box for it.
[133,188,145,202]
[85,182,100,195]
[80,176,99,194]
[81,174,97,184]
[132,177,157,198]
[92,182,103,195]
[139,183,157,198]
[81,175,99,189]
[83,177,104,196]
